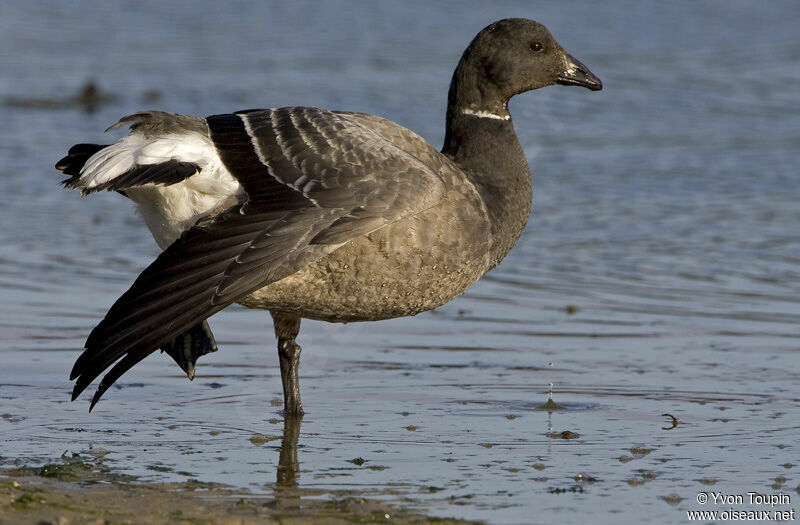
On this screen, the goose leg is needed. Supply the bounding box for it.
[271,312,304,416]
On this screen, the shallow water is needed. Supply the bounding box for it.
[1,1,799,524]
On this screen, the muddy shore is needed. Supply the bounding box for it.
[1,455,477,525]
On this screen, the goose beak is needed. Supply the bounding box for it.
[557,54,602,91]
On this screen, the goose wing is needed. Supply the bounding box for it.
[70,106,446,409]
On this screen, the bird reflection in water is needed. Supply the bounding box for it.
[274,415,302,510]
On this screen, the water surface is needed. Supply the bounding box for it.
[1,1,798,524]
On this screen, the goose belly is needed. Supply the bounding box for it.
[238,205,492,322]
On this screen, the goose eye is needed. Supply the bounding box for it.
[530,41,543,52]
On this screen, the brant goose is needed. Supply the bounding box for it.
[56,18,601,414]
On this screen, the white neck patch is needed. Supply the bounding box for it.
[461,108,510,121]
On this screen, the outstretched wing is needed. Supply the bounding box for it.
[69,106,446,409]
